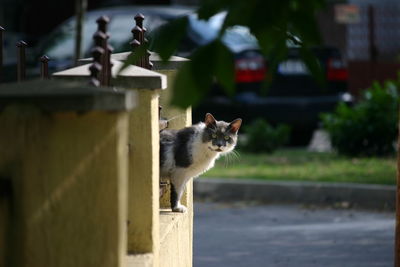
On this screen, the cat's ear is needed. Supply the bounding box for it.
[229,118,242,133]
[205,113,217,128]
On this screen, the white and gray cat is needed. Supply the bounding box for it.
[160,113,242,212]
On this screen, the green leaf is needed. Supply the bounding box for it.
[220,0,257,30]
[171,43,215,108]
[197,0,231,20]
[118,42,148,73]
[299,46,325,86]
[171,61,204,108]
[214,40,235,96]
[150,17,188,62]
[289,10,321,45]
[171,40,235,107]
[151,0,326,107]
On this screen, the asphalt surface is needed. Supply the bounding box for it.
[194,202,395,267]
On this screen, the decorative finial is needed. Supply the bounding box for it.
[40,55,50,80]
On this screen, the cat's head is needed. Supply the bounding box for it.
[202,113,242,154]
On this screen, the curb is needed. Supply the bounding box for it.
[194,178,396,210]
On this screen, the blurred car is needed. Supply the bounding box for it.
[3,6,350,146]
[192,45,352,145]
[1,31,27,82]
[17,6,265,90]
[181,12,266,89]
[32,5,195,72]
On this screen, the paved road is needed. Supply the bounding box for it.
[194,202,395,267]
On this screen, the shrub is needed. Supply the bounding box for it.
[321,79,399,157]
[241,119,290,153]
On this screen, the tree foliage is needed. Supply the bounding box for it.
[122,0,325,108]
[241,119,291,153]
[321,78,400,157]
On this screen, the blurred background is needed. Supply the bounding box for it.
[1,0,399,145]
[0,0,398,266]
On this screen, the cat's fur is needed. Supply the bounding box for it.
[160,113,242,212]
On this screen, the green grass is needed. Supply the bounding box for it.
[205,149,397,185]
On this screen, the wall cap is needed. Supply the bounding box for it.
[78,52,189,70]
[0,79,136,112]
[53,61,167,90]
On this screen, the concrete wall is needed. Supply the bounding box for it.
[0,59,194,267]
[0,105,129,267]
[127,89,161,267]
[158,69,193,267]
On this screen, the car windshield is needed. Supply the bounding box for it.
[187,12,259,52]
[41,13,167,61]
[37,7,258,64]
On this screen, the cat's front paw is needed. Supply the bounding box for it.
[172,204,187,213]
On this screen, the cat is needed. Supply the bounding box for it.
[160,113,242,212]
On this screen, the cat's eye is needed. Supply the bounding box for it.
[211,133,217,138]
[224,136,230,141]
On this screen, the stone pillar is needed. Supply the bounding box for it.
[0,80,135,267]
[53,61,167,267]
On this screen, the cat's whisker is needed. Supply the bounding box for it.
[221,150,240,167]
[223,156,228,167]
[231,150,240,160]
[166,114,186,122]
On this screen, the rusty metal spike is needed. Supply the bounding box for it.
[40,55,49,63]
[129,39,141,67]
[89,43,103,87]
[93,31,107,47]
[91,47,104,60]
[16,40,27,81]
[130,39,141,48]
[145,49,152,70]
[134,13,145,28]
[16,40,27,47]
[89,62,102,74]
[131,25,143,40]
[96,15,110,32]
[40,55,50,80]
[141,26,147,40]
[97,17,109,86]
[107,44,114,54]
[0,26,4,82]
[89,62,102,87]
[96,16,112,86]
[105,43,114,86]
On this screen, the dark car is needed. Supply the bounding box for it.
[192,46,352,145]
[179,12,266,89]
[1,6,193,81]
[9,6,265,90]
[32,5,195,72]
[3,6,350,145]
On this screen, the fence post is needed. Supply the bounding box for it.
[71,19,192,267]
[96,16,113,86]
[16,40,27,81]
[52,59,167,267]
[89,30,106,87]
[105,51,194,267]
[0,26,4,82]
[134,14,146,68]
[40,55,50,80]
[131,25,143,67]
